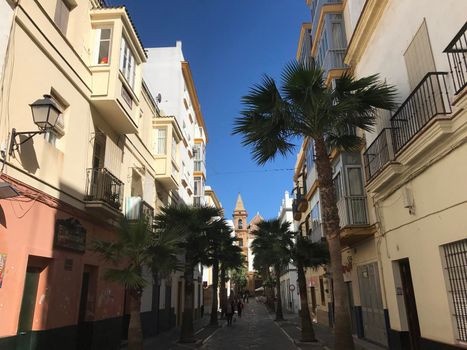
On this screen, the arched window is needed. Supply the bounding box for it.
[238,219,243,229]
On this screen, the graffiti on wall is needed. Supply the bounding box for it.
[0,253,6,288]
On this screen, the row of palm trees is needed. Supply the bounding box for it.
[93,204,243,350]
[250,219,328,342]
[234,60,397,350]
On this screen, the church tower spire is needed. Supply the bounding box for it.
[234,193,246,212]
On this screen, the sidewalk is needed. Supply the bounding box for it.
[121,313,220,350]
[273,310,387,350]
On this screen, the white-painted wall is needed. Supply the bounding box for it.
[144,42,197,205]
[278,190,300,314]
[0,1,14,85]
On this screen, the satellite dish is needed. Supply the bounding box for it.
[156,93,162,103]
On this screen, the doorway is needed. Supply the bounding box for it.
[357,262,387,346]
[399,259,421,350]
[16,267,41,350]
[346,281,357,335]
[177,281,182,326]
[77,265,97,350]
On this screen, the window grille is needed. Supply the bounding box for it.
[443,239,467,342]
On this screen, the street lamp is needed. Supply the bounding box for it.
[9,94,61,156]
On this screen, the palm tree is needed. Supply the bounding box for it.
[203,219,236,326]
[93,217,181,350]
[219,237,244,318]
[251,219,294,321]
[290,236,329,342]
[233,60,396,350]
[154,204,222,343]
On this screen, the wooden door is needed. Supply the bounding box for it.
[16,267,41,350]
[399,259,421,350]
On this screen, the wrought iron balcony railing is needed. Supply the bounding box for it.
[193,196,203,207]
[337,196,368,227]
[390,72,451,153]
[85,168,124,210]
[444,22,467,95]
[363,128,395,182]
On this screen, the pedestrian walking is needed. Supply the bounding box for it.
[226,295,235,326]
[237,298,243,318]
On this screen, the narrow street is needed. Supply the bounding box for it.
[201,300,298,350]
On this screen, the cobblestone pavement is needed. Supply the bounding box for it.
[200,300,300,350]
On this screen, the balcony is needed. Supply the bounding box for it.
[193,196,204,207]
[444,22,467,95]
[85,168,124,215]
[321,49,346,76]
[125,196,154,225]
[311,0,343,36]
[292,199,301,221]
[390,72,451,153]
[292,186,308,216]
[363,128,395,182]
[194,160,206,175]
[309,221,324,243]
[89,8,147,134]
[337,196,374,246]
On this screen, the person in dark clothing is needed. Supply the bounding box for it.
[226,295,235,326]
[237,299,243,318]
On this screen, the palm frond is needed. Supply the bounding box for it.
[104,267,148,290]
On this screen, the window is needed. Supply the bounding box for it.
[54,0,72,35]
[311,202,320,224]
[443,239,467,342]
[43,131,58,146]
[154,128,166,155]
[346,167,364,196]
[238,238,243,247]
[171,137,177,161]
[43,91,67,147]
[306,140,314,170]
[238,219,243,229]
[334,172,343,201]
[94,28,111,65]
[120,37,136,88]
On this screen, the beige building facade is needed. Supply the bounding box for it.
[346,1,467,349]
[295,0,467,349]
[0,1,210,349]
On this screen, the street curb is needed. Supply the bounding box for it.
[293,338,326,347]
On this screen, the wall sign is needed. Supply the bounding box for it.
[54,218,86,253]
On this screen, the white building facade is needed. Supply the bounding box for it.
[278,191,300,314]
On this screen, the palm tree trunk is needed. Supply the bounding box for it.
[180,264,195,343]
[297,261,316,342]
[219,266,227,318]
[314,137,354,350]
[274,265,284,321]
[127,288,143,350]
[210,261,219,326]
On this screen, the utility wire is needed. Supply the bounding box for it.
[209,168,294,176]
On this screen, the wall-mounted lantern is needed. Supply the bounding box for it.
[9,94,61,156]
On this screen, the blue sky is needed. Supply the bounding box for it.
[116,0,309,220]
